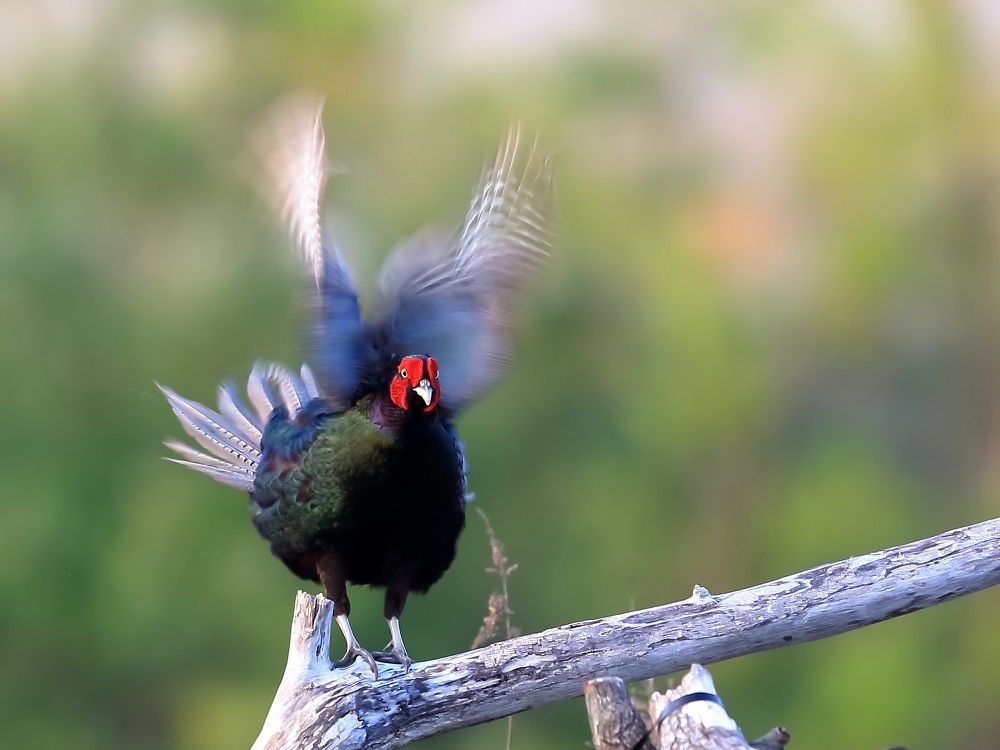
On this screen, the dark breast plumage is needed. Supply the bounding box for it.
[251,394,467,596]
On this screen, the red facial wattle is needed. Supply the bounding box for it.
[389,356,441,413]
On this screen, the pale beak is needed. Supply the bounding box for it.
[413,379,434,406]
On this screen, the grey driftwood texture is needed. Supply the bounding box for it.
[251,516,1000,750]
[584,676,655,750]
[647,665,789,750]
[583,668,789,750]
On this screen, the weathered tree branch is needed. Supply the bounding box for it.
[584,667,790,750]
[647,666,746,750]
[657,667,782,750]
[584,676,654,750]
[252,516,1000,750]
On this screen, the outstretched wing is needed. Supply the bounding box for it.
[250,93,373,406]
[159,363,323,492]
[372,128,554,412]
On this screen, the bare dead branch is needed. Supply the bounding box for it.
[251,516,1000,750]
[584,667,791,750]
[584,676,654,750]
[647,665,755,750]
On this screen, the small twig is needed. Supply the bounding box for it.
[749,726,790,750]
[472,508,520,648]
[472,508,521,750]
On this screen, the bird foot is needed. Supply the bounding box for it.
[372,647,414,673]
[331,612,379,678]
[332,643,379,679]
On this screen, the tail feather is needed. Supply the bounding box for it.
[159,383,261,468]
[164,458,256,492]
[247,363,279,423]
[163,438,237,469]
[217,382,264,443]
[261,362,311,415]
[160,362,324,492]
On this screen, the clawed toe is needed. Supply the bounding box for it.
[332,613,379,679]
[328,603,415,678]
[332,643,379,679]
[372,615,414,673]
[372,648,414,673]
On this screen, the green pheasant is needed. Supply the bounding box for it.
[160,95,553,677]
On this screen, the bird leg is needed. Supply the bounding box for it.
[372,588,413,672]
[372,616,414,672]
[317,554,378,678]
[331,613,378,678]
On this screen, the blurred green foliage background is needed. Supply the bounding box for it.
[4,0,1000,748]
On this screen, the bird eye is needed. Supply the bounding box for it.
[399,368,408,379]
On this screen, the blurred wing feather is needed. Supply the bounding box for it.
[250,92,331,285]
[250,93,369,405]
[375,128,553,411]
[299,363,321,400]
